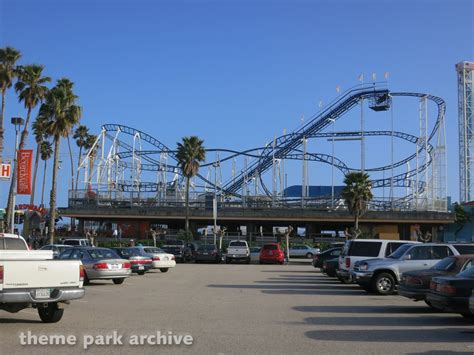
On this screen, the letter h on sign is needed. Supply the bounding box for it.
[0,163,11,179]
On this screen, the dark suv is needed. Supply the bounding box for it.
[161,240,193,262]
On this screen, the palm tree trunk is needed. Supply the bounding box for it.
[41,159,47,207]
[0,89,6,163]
[185,177,190,233]
[354,214,359,239]
[67,136,74,191]
[75,146,82,192]
[49,136,60,244]
[30,143,41,205]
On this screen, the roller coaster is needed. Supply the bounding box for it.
[73,83,447,212]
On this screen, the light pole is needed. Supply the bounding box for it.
[10,117,25,234]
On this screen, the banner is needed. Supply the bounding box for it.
[17,149,33,195]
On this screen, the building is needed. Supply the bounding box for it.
[457,61,474,203]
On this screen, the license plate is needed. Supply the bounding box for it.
[110,264,121,269]
[138,265,144,270]
[203,253,209,255]
[164,257,168,261]
[35,289,50,299]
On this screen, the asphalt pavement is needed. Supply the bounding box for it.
[0,263,473,354]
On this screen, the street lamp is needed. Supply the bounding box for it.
[10,116,25,234]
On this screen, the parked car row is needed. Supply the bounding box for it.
[315,238,474,320]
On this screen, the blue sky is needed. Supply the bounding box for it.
[0,0,473,210]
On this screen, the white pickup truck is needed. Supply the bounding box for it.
[225,240,250,264]
[0,233,85,323]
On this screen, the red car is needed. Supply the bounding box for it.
[259,243,285,264]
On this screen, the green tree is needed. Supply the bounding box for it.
[73,125,89,191]
[30,117,50,204]
[453,202,470,236]
[38,78,82,243]
[5,64,50,226]
[0,46,21,163]
[39,141,53,207]
[176,136,206,235]
[341,171,373,239]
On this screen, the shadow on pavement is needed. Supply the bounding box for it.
[293,305,439,314]
[305,328,474,343]
[302,315,470,327]
[0,318,42,324]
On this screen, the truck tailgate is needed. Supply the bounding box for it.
[3,260,81,289]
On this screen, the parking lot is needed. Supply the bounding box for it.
[1,263,473,354]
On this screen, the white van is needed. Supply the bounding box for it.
[337,239,419,283]
[61,238,92,247]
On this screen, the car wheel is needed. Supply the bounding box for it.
[424,300,441,310]
[38,303,64,323]
[113,278,125,285]
[306,253,313,259]
[225,258,231,264]
[246,257,251,264]
[138,271,145,275]
[339,275,353,284]
[83,273,90,285]
[279,261,284,265]
[160,268,169,273]
[372,273,395,295]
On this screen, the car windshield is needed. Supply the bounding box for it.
[144,247,164,253]
[57,246,72,253]
[229,241,247,247]
[88,248,120,259]
[250,247,261,252]
[458,266,474,278]
[387,244,412,259]
[198,245,216,251]
[432,257,456,271]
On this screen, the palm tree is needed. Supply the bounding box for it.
[176,136,206,234]
[84,133,97,187]
[5,65,50,225]
[0,46,21,162]
[73,125,89,191]
[341,171,373,239]
[39,141,53,207]
[30,117,49,204]
[38,78,81,243]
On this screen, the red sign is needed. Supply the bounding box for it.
[0,163,11,179]
[17,150,33,195]
[17,204,47,215]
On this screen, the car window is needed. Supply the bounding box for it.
[461,259,472,271]
[432,257,456,271]
[459,266,474,278]
[330,250,341,256]
[144,247,162,253]
[88,249,120,259]
[453,245,474,254]
[229,241,247,247]
[70,249,84,260]
[406,246,431,260]
[388,244,412,259]
[263,245,278,250]
[41,245,52,250]
[0,238,28,250]
[348,242,382,257]
[58,249,73,259]
[432,246,451,259]
[385,242,408,257]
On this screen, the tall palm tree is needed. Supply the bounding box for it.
[341,171,373,239]
[0,46,21,162]
[38,78,81,243]
[39,141,53,207]
[73,125,89,191]
[30,117,49,204]
[5,65,50,225]
[176,136,206,234]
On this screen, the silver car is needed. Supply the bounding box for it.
[58,247,132,284]
[289,245,320,258]
[250,247,261,262]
